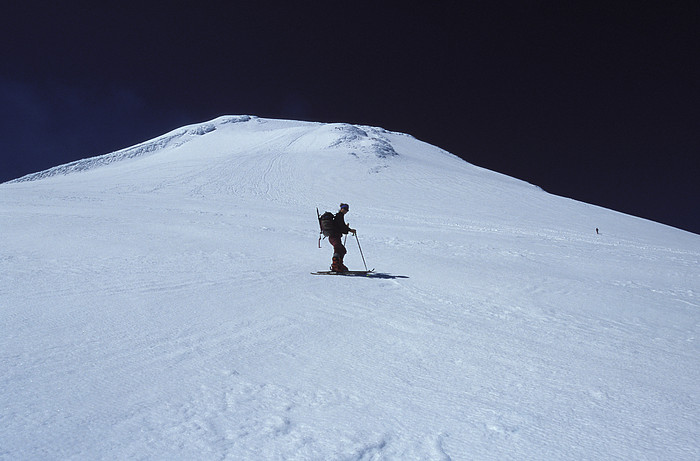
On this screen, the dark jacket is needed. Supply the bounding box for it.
[332,211,351,236]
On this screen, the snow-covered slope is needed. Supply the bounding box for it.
[1,116,698,459]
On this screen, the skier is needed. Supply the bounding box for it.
[329,203,356,272]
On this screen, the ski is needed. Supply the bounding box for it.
[311,269,375,276]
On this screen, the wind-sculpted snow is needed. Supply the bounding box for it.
[329,123,400,158]
[1,116,699,459]
[8,115,252,183]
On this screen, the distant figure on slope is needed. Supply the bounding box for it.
[329,203,356,272]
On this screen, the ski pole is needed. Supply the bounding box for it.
[355,233,368,271]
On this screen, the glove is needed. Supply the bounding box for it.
[350,228,357,235]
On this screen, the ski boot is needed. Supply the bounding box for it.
[331,256,345,273]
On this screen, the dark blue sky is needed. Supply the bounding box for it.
[2,2,698,234]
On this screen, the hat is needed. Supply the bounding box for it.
[340,203,349,210]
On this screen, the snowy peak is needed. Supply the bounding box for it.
[3,114,694,245]
[7,116,408,183]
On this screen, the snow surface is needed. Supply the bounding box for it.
[1,115,699,459]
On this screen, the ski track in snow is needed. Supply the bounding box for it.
[1,116,699,459]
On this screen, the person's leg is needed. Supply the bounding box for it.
[328,235,347,271]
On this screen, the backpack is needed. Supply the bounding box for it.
[319,211,335,237]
